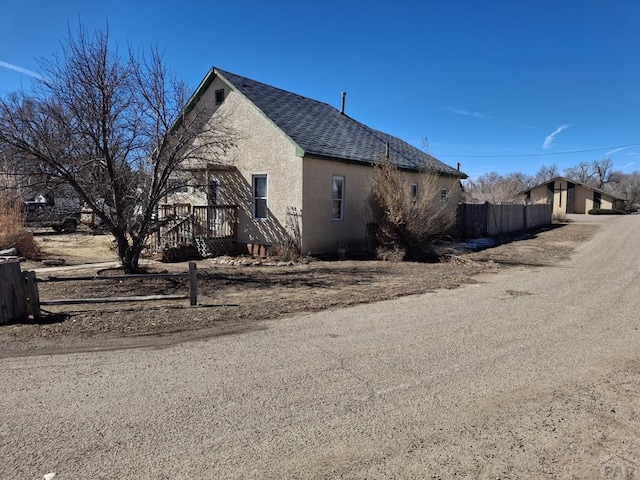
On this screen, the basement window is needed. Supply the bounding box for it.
[215,89,225,105]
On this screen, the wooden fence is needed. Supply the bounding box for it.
[0,262,198,322]
[0,261,28,324]
[457,202,553,238]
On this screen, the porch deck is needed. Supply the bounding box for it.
[153,204,238,258]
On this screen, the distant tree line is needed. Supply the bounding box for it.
[463,158,640,210]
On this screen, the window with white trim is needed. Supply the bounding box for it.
[332,176,345,220]
[252,174,268,219]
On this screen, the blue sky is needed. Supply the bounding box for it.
[1,0,638,180]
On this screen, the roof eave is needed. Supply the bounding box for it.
[302,151,467,178]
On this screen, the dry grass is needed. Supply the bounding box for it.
[0,196,40,258]
[552,211,568,223]
[0,222,597,356]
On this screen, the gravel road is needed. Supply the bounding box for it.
[2,215,640,479]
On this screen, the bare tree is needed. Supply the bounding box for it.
[463,172,531,204]
[593,157,614,188]
[608,170,640,210]
[368,158,457,262]
[0,25,236,272]
[564,161,595,184]
[563,158,614,188]
[533,164,559,185]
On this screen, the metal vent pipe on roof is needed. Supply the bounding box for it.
[341,91,346,114]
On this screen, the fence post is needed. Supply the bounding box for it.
[24,270,41,320]
[188,261,198,306]
[0,261,29,324]
[482,202,490,237]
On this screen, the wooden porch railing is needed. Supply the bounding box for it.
[153,204,238,257]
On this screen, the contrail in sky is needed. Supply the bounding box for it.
[606,146,629,156]
[0,61,43,80]
[542,124,570,150]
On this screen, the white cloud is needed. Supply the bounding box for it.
[0,61,43,80]
[448,107,491,120]
[542,124,570,150]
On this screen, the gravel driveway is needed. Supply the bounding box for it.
[2,215,640,479]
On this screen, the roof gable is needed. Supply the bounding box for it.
[197,68,465,178]
[526,176,626,200]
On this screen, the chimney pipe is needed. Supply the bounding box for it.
[457,162,461,171]
[341,91,346,114]
[385,142,390,158]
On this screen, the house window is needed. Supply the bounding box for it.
[332,176,344,220]
[169,179,189,194]
[208,178,220,206]
[411,183,418,201]
[252,174,267,219]
[215,89,225,105]
[440,188,448,201]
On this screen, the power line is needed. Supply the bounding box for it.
[438,143,640,158]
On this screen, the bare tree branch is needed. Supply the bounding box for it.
[0,24,236,272]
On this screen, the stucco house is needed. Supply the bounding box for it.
[523,177,625,215]
[160,68,466,256]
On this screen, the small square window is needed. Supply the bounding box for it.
[215,89,225,105]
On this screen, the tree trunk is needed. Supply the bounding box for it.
[113,229,141,274]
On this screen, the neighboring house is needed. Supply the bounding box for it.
[164,68,466,255]
[523,177,625,214]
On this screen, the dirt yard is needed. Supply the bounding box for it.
[1,222,599,356]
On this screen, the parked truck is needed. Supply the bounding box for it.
[23,201,81,233]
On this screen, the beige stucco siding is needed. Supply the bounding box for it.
[573,185,589,214]
[301,156,462,253]
[181,77,304,246]
[528,184,550,205]
[301,157,372,253]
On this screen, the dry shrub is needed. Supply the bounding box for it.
[552,211,569,223]
[375,246,405,262]
[269,242,301,262]
[0,195,40,258]
[368,158,457,262]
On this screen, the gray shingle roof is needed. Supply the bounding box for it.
[213,68,464,177]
